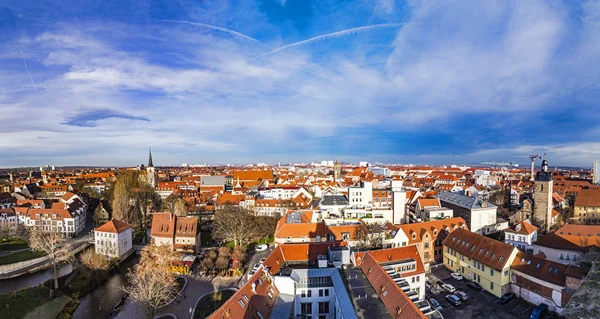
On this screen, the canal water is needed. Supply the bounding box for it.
[72,255,139,319]
[0,263,74,295]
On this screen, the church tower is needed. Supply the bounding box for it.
[146,148,157,187]
[334,158,341,180]
[533,157,553,232]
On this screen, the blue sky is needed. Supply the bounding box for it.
[0,0,599,167]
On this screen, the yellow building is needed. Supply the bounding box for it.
[442,228,518,297]
[574,189,600,224]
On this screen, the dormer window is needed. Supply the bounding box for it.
[412,234,416,239]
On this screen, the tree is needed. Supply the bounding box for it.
[232,246,247,268]
[354,222,387,249]
[255,216,279,239]
[212,206,261,247]
[80,249,113,271]
[125,244,178,318]
[133,183,162,231]
[215,256,229,274]
[172,198,187,217]
[28,229,74,290]
[112,171,139,223]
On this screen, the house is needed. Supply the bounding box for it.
[510,251,578,314]
[532,224,600,265]
[443,228,519,297]
[504,220,538,252]
[390,217,468,270]
[352,246,427,301]
[0,192,15,209]
[150,213,200,253]
[573,189,600,224]
[436,192,507,235]
[94,219,133,260]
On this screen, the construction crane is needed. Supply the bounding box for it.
[513,155,540,181]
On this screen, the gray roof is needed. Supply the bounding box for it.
[270,293,295,319]
[320,194,349,206]
[435,192,496,210]
[200,175,225,186]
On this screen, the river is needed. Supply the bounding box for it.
[0,263,74,295]
[72,255,139,319]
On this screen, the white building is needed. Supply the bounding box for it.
[273,267,358,319]
[436,192,503,235]
[504,221,538,252]
[421,207,454,221]
[94,219,133,260]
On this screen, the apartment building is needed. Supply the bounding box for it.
[504,220,538,251]
[436,192,508,235]
[94,219,132,260]
[443,228,519,297]
[573,189,600,224]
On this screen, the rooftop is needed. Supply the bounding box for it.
[435,192,496,210]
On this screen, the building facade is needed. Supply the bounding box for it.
[94,219,133,260]
[533,158,553,231]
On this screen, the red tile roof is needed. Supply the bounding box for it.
[175,217,198,238]
[504,221,537,235]
[397,217,468,245]
[359,252,426,319]
[353,246,426,277]
[150,213,176,238]
[511,251,575,287]
[96,219,131,234]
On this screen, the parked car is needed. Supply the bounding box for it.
[441,284,456,293]
[450,272,464,280]
[429,298,443,311]
[529,304,548,319]
[454,290,468,301]
[466,280,482,290]
[256,244,268,252]
[425,281,434,291]
[499,292,516,305]
[445,294,462,306]
[437,281,446,288]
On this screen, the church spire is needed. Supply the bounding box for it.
[148,148,154,167]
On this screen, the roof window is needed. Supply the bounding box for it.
[492,253,496,259]
[499,256,504,262]
[537,263,541,268]
[521,258,525,263]
[238,299,246,308]
[479,248,484,254]
[548,267,553,272]
[527,260,531,265]
[555,268,559,274]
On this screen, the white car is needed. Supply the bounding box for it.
[252,263,261,271]
[255,244,268,252]
[451,272,464,281]
[442,284,456,293]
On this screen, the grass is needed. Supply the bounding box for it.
[0,238,29,252]
[0,250,46,265]
[193,290,236,319]
[23,295,71,319]
[0,286,55,319]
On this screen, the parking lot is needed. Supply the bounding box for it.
[427,266,534,319]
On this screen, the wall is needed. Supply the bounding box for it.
[532,245,582,266]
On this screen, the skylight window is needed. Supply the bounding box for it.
[492,253,496,259]
[555,268,559,274]
[537,263,541,268]
[499,256,504,262]
[548,267,553,272]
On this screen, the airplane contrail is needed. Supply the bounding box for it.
[254,23,403,59]
[163,19,261,43]
[20,50,36,88]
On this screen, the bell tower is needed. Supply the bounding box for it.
[146,148,157,187]
[533,156,553,232]
[334,158,341,180]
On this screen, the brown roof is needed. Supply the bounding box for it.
[416,198,440,210]
[574,189,600,207]
[280,242,346,262]
[504,221,537,235]
[96,219,131,234]
[553,224,600,248]
[397,217,468,245]
[150,213,176,238]
[359,252,426,319]
[353,246,426,277]
[175,217,198,238]
[511,251,572,286]
[232,170,274,182]
[443,228,517,271]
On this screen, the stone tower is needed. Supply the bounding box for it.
[334,158,341,180]
[146,148,157,187]
[533,157,553,232]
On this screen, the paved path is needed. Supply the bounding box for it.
[115,275,239,319]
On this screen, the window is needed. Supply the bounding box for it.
[316,235,321,242]
[412,277,415,283]
[341,232,350,240]
[482,265,485,271]
[424,242,430,249]
[318,302,330,314]
[559,252,564,260]
[286,236,292,243]
[302,236,307,243]
[301,303,312,315]
[490,282,494,290]
[319,289,323,297]
[324,289,329,296]
[490,269,494,276]
[504,270,509,276]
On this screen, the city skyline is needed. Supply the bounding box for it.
[1,0,600,167]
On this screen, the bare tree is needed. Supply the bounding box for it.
[133,183,162,231]
[111,171,138,223]
[125,244,178,318]
[354,222,387,249]
[212,206,261,247]
[172,198,187,217]
[232,246,247,269]
[28,229,74,290]
[80,248,113,271]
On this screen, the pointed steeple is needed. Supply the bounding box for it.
[148,148,154,167]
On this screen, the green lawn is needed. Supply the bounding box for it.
[23,295,71,319]
[0,286,55,319]
[0,238,29,252]
[193,290,236,319]
[0,250,46,265]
